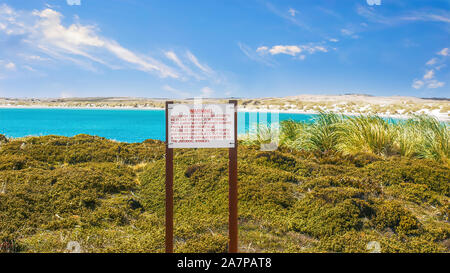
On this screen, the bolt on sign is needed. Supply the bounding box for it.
[165,100,238,253]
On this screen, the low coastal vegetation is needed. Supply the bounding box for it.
[243,113,449,164]
[0,113,448,253]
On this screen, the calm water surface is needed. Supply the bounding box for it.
[0,108,317,143]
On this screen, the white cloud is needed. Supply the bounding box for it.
[186,51,214,76]
[4,62,16,70]
[268,45,302,56]
[413,47,449,90]
[438,48,449,56]
[341,29,354,36]
[23,55,50,61]
[426,58,437,66]
[67,0,81,6]
[307,46,327,53]
[265,2,311,32]
[165,51,203,80]
[366,0,382,6]
[401,13,450,24]
[104,41,177,77]
[423,70,434,80]
[340,28,359,39]
[238,43,274,67]
[412,80,424,89]
[329,38,339,42]
[288,8,298,17]
[0,5,179,78]
[427,80,445,89]
[23,65,35,71]
[256,46,268,53]
[0,4,226,91]
[0,4,26,36]
[357,5,450,25]
[257,44,328,57]
[435,64,446,71]
[201,87,214,98]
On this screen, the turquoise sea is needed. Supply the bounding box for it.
[0,108,316,143]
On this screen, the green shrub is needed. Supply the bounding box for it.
[176,233,228,253]
[289,197,365,237]
[1,134,449,253]
[386,183,438,205]
[0,134,8,144]
[318,231,446,253]
[372,201,420,235]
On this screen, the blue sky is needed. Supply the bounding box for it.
[0,0,448,99]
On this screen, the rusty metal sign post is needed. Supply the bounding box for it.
[165,100,238,253]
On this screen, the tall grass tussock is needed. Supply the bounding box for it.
[242,112,449,164]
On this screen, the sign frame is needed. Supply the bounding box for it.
[167,103,236,149]
[165,100,238,253]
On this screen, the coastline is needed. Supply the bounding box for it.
[0,104,448,122]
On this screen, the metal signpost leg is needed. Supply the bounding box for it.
[165,101,174,253]
[228,100,238,253]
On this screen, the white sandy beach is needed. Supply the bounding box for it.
[0,94,448,121]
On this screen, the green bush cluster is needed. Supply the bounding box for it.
[0,134,448,253]
[0,134,164,165]
[371,201,420,235]
[0,134,8,144]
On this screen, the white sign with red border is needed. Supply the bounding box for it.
[167,103,236,149]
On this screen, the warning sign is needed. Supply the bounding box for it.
[167,103,236,149]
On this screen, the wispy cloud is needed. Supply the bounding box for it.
[357,5,450,25]
[412,79,424,89]
[426,58,437,66]
[21,55,50,62]
[186,51,214,76]
[438,48,449,56]
[238,42,275,67]
[23,65,36,72]
[265,2,311,32]
[0,3,229,93]
[340,28,359,39]
[423,70,434,80]
[401,12,450,24]
[67,0,81,6]
[262,45,302,56]
[185,50,225,84]
[257,44,328,57]
[412,47,448,90]
[288,8,298,17]
[366,0,381,6]
[240,42,329,65]
[427,80,445,89]
[0,5,179,78]
[165,51,203,80]
[4,62,16,71]
[0,60,16,79]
